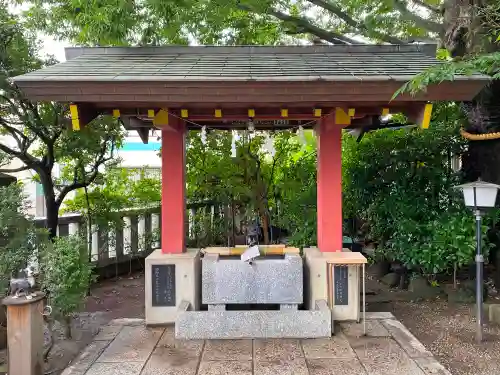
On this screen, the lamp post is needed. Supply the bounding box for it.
[456,180,500,343]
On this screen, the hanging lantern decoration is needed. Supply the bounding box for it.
[200,125,207,145]
[231,130,237,157]
[297,125,306,146]
[265,133,276,157]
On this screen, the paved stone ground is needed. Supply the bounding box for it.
[61,312,451,375]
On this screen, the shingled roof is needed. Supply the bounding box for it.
[15,44,447,82]
[12,44,488,107]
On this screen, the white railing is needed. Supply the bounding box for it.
[33,201,225,275]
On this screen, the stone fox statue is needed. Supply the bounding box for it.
[9,266,37,296]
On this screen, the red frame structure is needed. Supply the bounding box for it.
[12,45,488,254]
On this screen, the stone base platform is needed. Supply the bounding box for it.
[175,302,331,339]
[62,312,451,375]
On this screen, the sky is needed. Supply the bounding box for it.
[41,35,70,62]
[9,3,70,62]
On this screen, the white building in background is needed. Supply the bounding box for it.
[116,130,162,177]
[2,130,161,217]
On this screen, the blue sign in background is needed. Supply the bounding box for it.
[120,142,161,151]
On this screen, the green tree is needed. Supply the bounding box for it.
[186,128,315,244]
[63,167,161,228]
[16,0,439,45]
[0,3,125,238]
[17,0,500,183]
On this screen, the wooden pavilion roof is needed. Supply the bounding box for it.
[12,44,488,139]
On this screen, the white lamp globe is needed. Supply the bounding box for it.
[455,180,500,209]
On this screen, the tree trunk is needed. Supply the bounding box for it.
[462,134,500,184]
[443,0,500,183]
[45,200,59,240]
[460,82,500,184]
[224,204,234,246]
[258,197,270,245]
[39,172,59,240]
[261,212,270,245]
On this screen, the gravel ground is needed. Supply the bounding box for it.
[377,301,500,375]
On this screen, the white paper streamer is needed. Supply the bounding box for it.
[248,120,255,132]
[200,125,207,145]
[265,133,276,157]
[231,130,237,157]
[297,125,306,145]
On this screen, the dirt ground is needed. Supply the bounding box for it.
[2,272,500,375]
[84,273,145,320]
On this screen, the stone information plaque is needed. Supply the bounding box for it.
[152,264,176,307]
[334,265,348,305]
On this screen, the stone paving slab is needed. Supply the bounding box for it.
[85,362,144,375]
[380,319,433,358]
[255,358,309,375]
[203,340,253,361]
[108,318,146,326]
[307,358,367,375]
[198,360,252,375]
[364,312,395,320]
[62,313,450,375]
[301,335,355,359]
[61,340,111,375]
[349,337,425,375]
[97,326,164,363]
[141,347,200,375]
[157,326,204,357]
[94,325,123,341]
[413,357,453,375]
[340,320,390,338]
[254,339,303,361]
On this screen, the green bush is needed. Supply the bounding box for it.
[341,105,495,277]
[0,184,46,296]
[387,208,492,275]
[39,234,94,337]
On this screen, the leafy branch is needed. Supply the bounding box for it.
[304,0,405,43]
[393,52,500,98]
[391,0,443,34]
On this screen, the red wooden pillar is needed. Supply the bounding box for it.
[161,119,186,254]
[317,115,343,252]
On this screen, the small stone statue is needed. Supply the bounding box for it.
[9,266,37,297]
